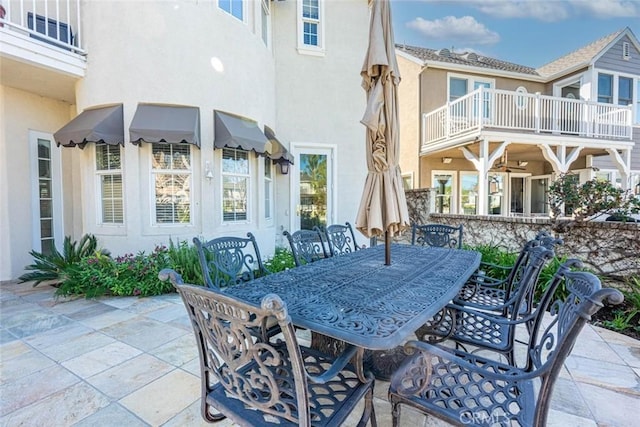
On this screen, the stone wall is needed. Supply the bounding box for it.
[401,189,640,280]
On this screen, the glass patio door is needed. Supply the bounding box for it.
[30,131,63,255]
[528,175,551,216]
[290,145,334,231]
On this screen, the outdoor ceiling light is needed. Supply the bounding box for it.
[518,160,529,167]
[442,157,452,164]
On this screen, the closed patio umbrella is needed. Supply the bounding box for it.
[356,0,410,265]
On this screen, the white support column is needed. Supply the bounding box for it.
[461,139,493,215]
[606,148,631,190]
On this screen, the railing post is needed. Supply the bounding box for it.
[534,92,540,133]
[445,102,450,138]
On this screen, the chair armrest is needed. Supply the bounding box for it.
[447,302,535,327]
[399,340,535,382]
[304,344,359,385]
[158,268,185,286]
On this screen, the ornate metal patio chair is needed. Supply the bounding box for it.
[193,232,268,289]
[411,223,463,249]
[454,230,563,319]
[389,264,623,427]
[415,245,555,366]
[324,222,362,256]
[283,228,328,267]
[159,269,377,427]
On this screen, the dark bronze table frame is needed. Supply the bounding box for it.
[224,244,481,380]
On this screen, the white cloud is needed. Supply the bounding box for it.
[464,0,569,22]
[436,0,640,21]
[406,15,500,45]
[569,0,640,18]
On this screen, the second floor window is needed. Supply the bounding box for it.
[449,78,468,102]
[152,144,191,224]
[219,0,243,21]
[598,73,613,103]
[619,77,633,106]
[96,145,123,224]
[298,0,323,53]
[222,148,249,222]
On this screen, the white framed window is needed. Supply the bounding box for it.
[487,172,505,215]
[447,73,494,121]
[264,157,273,219]
[514,86,528,110]
[596,71,638,124]
[96,145,123,224]
[431,171,456,214]
[459,172,478,215]
[261,0,270,46]
[219,0,243,21]
[401,172,414,190]
[619,76,633,106]
[222,148,250,222]
[297,0,324,55]
[598,73,613,103]
[151,144,192,225]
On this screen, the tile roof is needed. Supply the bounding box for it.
[536,28,625,78]
[396,44,540,76]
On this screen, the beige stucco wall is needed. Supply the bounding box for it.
[397,54,422,189]
[0,86,71,281]
[66,1,282,257]
[1,1,371,279]
[272,0,369,246]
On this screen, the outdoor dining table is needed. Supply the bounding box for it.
[223,243,481,380]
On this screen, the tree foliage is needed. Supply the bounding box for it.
[548,172,640,227]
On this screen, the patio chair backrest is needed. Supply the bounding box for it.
[284,228,328,267]
[389,260,623,427]
[324,222,360,256]
[505,231,563,306]
[158,269,375,427]
[501,244,555,321]
[524,261,623,424]
[193,232,267,289]
[411,223,463,249]
[158,269,312,425]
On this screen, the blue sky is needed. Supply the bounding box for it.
[391,0,640,68]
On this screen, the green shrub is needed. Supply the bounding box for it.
[57,245,173,298]
[470,244,518,281]
[18,234,107,287]
[264,247,296,273]
[166,239,205,284]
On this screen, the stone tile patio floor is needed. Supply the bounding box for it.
[1,281,639,427]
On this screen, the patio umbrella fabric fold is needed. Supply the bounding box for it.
[356,0,409,240]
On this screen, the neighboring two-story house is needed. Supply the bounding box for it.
[396,27,640,217]
[0,0,370,281]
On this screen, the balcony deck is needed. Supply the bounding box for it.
[422,87,633,154]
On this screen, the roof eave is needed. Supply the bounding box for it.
[421,61,546,83]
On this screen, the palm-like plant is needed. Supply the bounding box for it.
[18,234,106,287]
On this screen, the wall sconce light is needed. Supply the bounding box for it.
[442,157,452,164]
[518,160,528,167]
[277,161,290,175]
[204,161,214,181]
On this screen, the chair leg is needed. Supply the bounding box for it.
[204,402,226,422]
[357,387,377,427]
[390,398,401,427]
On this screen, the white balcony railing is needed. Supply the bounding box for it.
[422,87,633,148]
[0,0,83,53]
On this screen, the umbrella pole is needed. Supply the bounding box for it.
[385,231,391,265]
